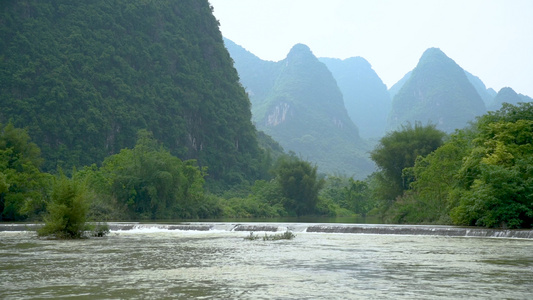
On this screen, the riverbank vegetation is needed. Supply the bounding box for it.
[1,103,531,231]
[377,103,533,228]
[0,121,365,227]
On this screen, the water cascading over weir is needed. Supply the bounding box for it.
[2,223,533,239]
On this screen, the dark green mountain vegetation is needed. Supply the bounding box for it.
[0,0,264,187]
[320,57,391,138]
[388,48,487,133]
[225,40,373,177]
[379,103,533,228]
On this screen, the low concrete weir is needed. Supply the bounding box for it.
[1,222,532,239]
[305,224,533,239]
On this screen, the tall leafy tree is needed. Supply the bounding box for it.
[385,130,473,224]
[99,130,206,220]
[344,179,372,216]
[370,122,445,202]
[274,155,324,216]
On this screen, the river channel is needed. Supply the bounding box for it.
[1,223,532,299]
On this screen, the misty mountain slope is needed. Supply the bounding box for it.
[389,71,412,100]
[391,70,495,106]
[320,57,391,138]
[226,40,373,177]
[0,0,263,184]
[223,38,279,107]
[464,71,497,106]
[388,48,487,133]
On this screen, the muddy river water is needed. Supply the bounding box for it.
[1,223,532,299]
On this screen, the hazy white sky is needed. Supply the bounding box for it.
[209,0,533,97]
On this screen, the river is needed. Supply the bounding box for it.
[1,223,532,299]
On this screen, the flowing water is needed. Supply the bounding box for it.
[1,223,532,299]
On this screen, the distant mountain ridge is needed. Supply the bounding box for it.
[225,40,373,177]
[489,87,533,111]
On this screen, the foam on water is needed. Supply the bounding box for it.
[2,222,533,239]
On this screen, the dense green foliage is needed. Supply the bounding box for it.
[388,48,486,133]
[370,122,446,203]
[450,103,533,228]
[319,176,374,217]
[320,57,391,138]
[1,123,361,222]
[384,103,533,228]
[87,130,209,220]
[273,155,325,216]
[225,40,373,178]
[0,0,263,187]
[0,123,51,221]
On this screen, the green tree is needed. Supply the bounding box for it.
[397,103,533,228]
[100,130,207,220]
[0,123,51,221]
[386,130,473,224]
[451,119,533,228]
[370,122,445,203]
[344,179,372,216]
[273,155,325,216]
[37,173,90,239]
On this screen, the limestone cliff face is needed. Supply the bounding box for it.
[267,102,292,126]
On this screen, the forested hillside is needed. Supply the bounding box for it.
[0,0,264,185]
[226,41,373,177]
[320,57,391,138]
[388,48,486,133]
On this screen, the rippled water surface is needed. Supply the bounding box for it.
[1,227,532,299]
